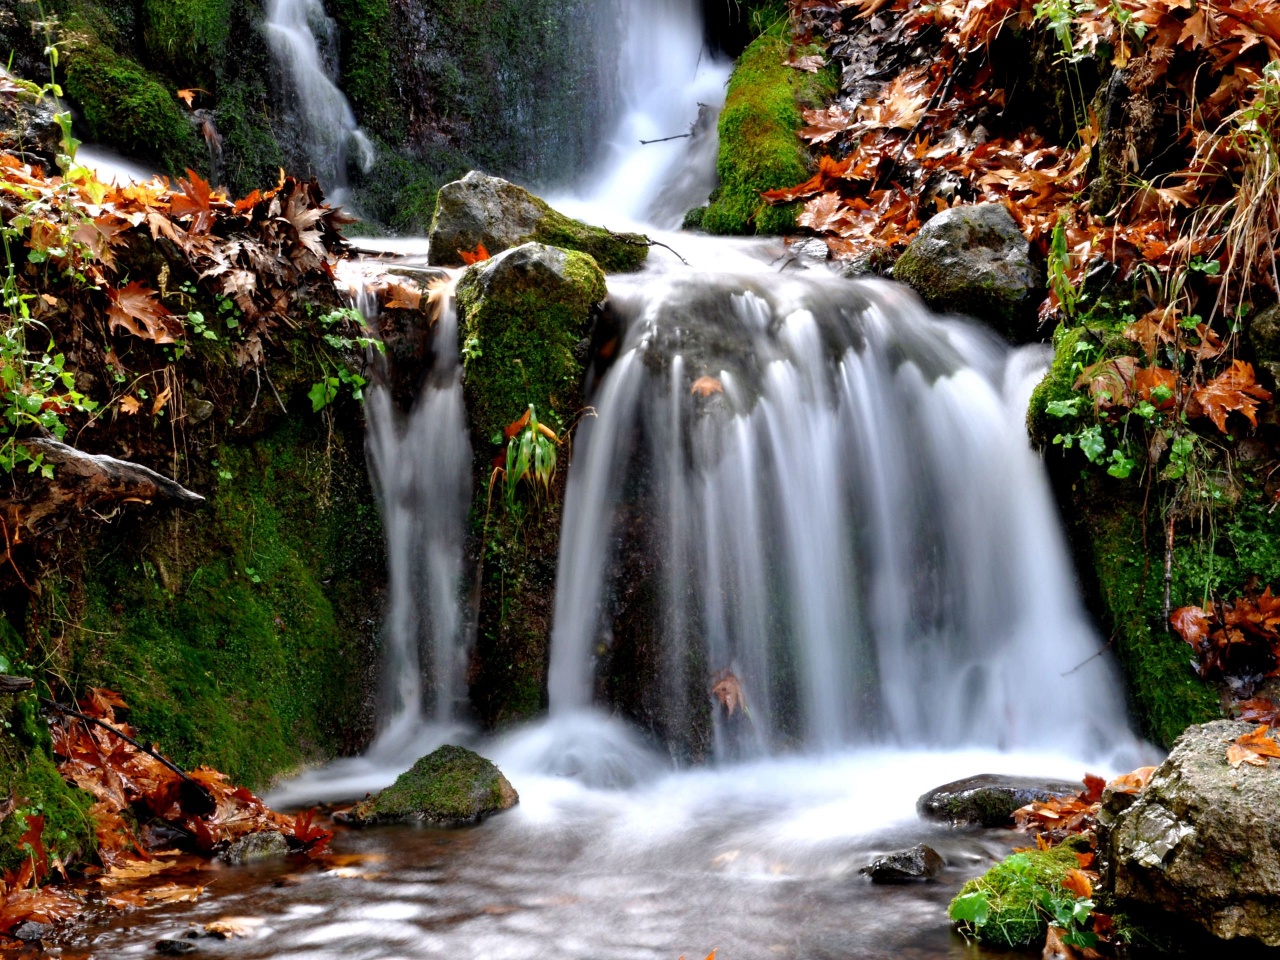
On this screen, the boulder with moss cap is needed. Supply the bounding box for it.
[335,745,518,827]
[428,171,650,273]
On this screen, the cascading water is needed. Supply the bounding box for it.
[546,272,1131,761]
[264,0,375,198]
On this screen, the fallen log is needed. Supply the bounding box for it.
[0,675,34,694]
[0,438,205,558]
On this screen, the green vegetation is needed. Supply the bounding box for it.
[526,203,650,274]
[140,0,231,82]
[328,0,394,134]
[950,842,1094,948]
[702,19,837,235]
[43,416,383,790]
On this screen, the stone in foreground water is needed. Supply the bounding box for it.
[860,843,944,882]
[917,774,1080,827]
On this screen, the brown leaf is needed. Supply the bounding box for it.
[1192,360,1272,434]
[459,243,491,265]
[785,54,828,73]
[107,282,181,344]
[1061,868,1094,899]
[118,395,141,415]
[1171,606,1212,646]
[691,376,724,397]
[1043,925,1078,960]
[1227,725,1280,769]
[711,671,745,717]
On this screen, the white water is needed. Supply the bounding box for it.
[264,0,375,198]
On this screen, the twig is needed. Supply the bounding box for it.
[640,133,694,145]
[40,698,215,814]
[613,232,690,266]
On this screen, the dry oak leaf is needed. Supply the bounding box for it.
[691,376,724,397]
[711,671,745,717]
[1227,725,1280,769]
[107,281,181,344]
[1192,360,1272,434]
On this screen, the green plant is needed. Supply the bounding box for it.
[496,404,558,510]
[950,847,1096,949]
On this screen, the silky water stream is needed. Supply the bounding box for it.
[59,1,1151,956]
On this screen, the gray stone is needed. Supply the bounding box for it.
[155,941,198,956]
[335,744,518,828]
[892,202,1045,342]
[218,829,290,865]
[186,398,215,424]
[1104,720,1280,946]
[427,171,649,273]
[12,921,52,941]
[859,843,944,882]
[1248,304,1280,374]
[917,774,1080,828]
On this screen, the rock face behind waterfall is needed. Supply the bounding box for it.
[336,746,518,827]
[1103,721,1280,946]
[429,172,650,273]
[892,202,1045,342]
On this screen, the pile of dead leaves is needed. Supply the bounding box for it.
[0,688,333,940]
[1013,768,1155,847]
[771,0,1280,323]
[1171,587,1280,685]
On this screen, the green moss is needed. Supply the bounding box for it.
[1028,325,1087,447]
[63,40,206,177]
[348,141,471,236]
[702,19,837,235]
[528,205,650,274]
[54,415,382,790]
[328,0,394,134]
[343,745,517,825]
[0,679,96,874]
[950,842,1086,948]
[140,0,231,83]
[217,80,286,198]
[456,246,606,439]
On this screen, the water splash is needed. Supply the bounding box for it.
[264,0,375,198]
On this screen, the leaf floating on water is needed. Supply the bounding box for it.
[142,883,206,904]
[205,916,265,939]
[691,376,724,398]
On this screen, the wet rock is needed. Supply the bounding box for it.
[918,774,1080,828]
[12,920,52,941]
[1248,303,1280,389]
[218,829,290,865]
[892,202,1045,342]
[1104,720,1280,946]
[0,72,61,168]
[155,940,198,956]
[859,843,944,882]
[186,398,215,424]
[428,171,650,273]
[335,744,518,828]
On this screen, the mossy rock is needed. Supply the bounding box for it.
[701,18,836,235]
[335,745,518,827]
[918,774,1081,828]
[429,172,649,273]
[456,241,606,440]
[62,41,205,177]
[949,840,1088,948]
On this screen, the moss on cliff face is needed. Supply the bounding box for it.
[702,19,837,235]
[327,0,394,136]
[63,40,205,176]
[140,0,231,83]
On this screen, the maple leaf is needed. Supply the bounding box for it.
[175,88,207,109]
[1075,356,1139,411]
[293,807,332,857]
[1191,360,1272,433]
[1134,366,1176,410]
[691,376,724,397]
[799,192,855,233]
[0,886,81,932]
[711,671,746,717]
[1237,698,1280,724]
[1170,606,1212,646]
[107,282,181,344]
[1062,867,1094,899]
[800,106,854,145]
[459,243,491,265]
[1227,724,1280,768]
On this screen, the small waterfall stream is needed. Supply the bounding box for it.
[264,0,375,197]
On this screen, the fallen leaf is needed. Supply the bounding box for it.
[204,916,265,939]
[1062,868,1093,899]
[1226,725,1280,769]
[691,376,724,397]
[1192,361,1272,434]
[459,243,491,265]
[107,282,182,344]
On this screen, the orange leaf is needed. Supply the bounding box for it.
[459,243,491,265]
[504,408,532,441]
[107,282,181,344]
[1062,868,1093,899]
[691,376,724,397]
[1170,606,1212,647]
[1192,361,1272,434]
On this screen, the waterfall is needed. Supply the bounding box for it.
[546,274,1131,759]
[264,0,375,196]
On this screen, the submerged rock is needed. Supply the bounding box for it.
[1104,720,1280,946]
[428,172,650,273]
[859,843,944,882]
[218,830,290,865]
[335,745,518,828]
[892,202,1044,342]
[918,774,1080,828]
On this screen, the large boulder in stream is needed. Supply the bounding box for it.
[892,202,1045,343]
[428,171,650,273]
[918,774,1080,827]
[1101,720,1280,947]
[336,745,518,828]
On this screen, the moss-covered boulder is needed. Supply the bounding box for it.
[701,18,836,235]
[456,241,606,439]
[335,745,518,827]
[949,841,1089,948]
[428,172,649,273]
[893,202,1045,342]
